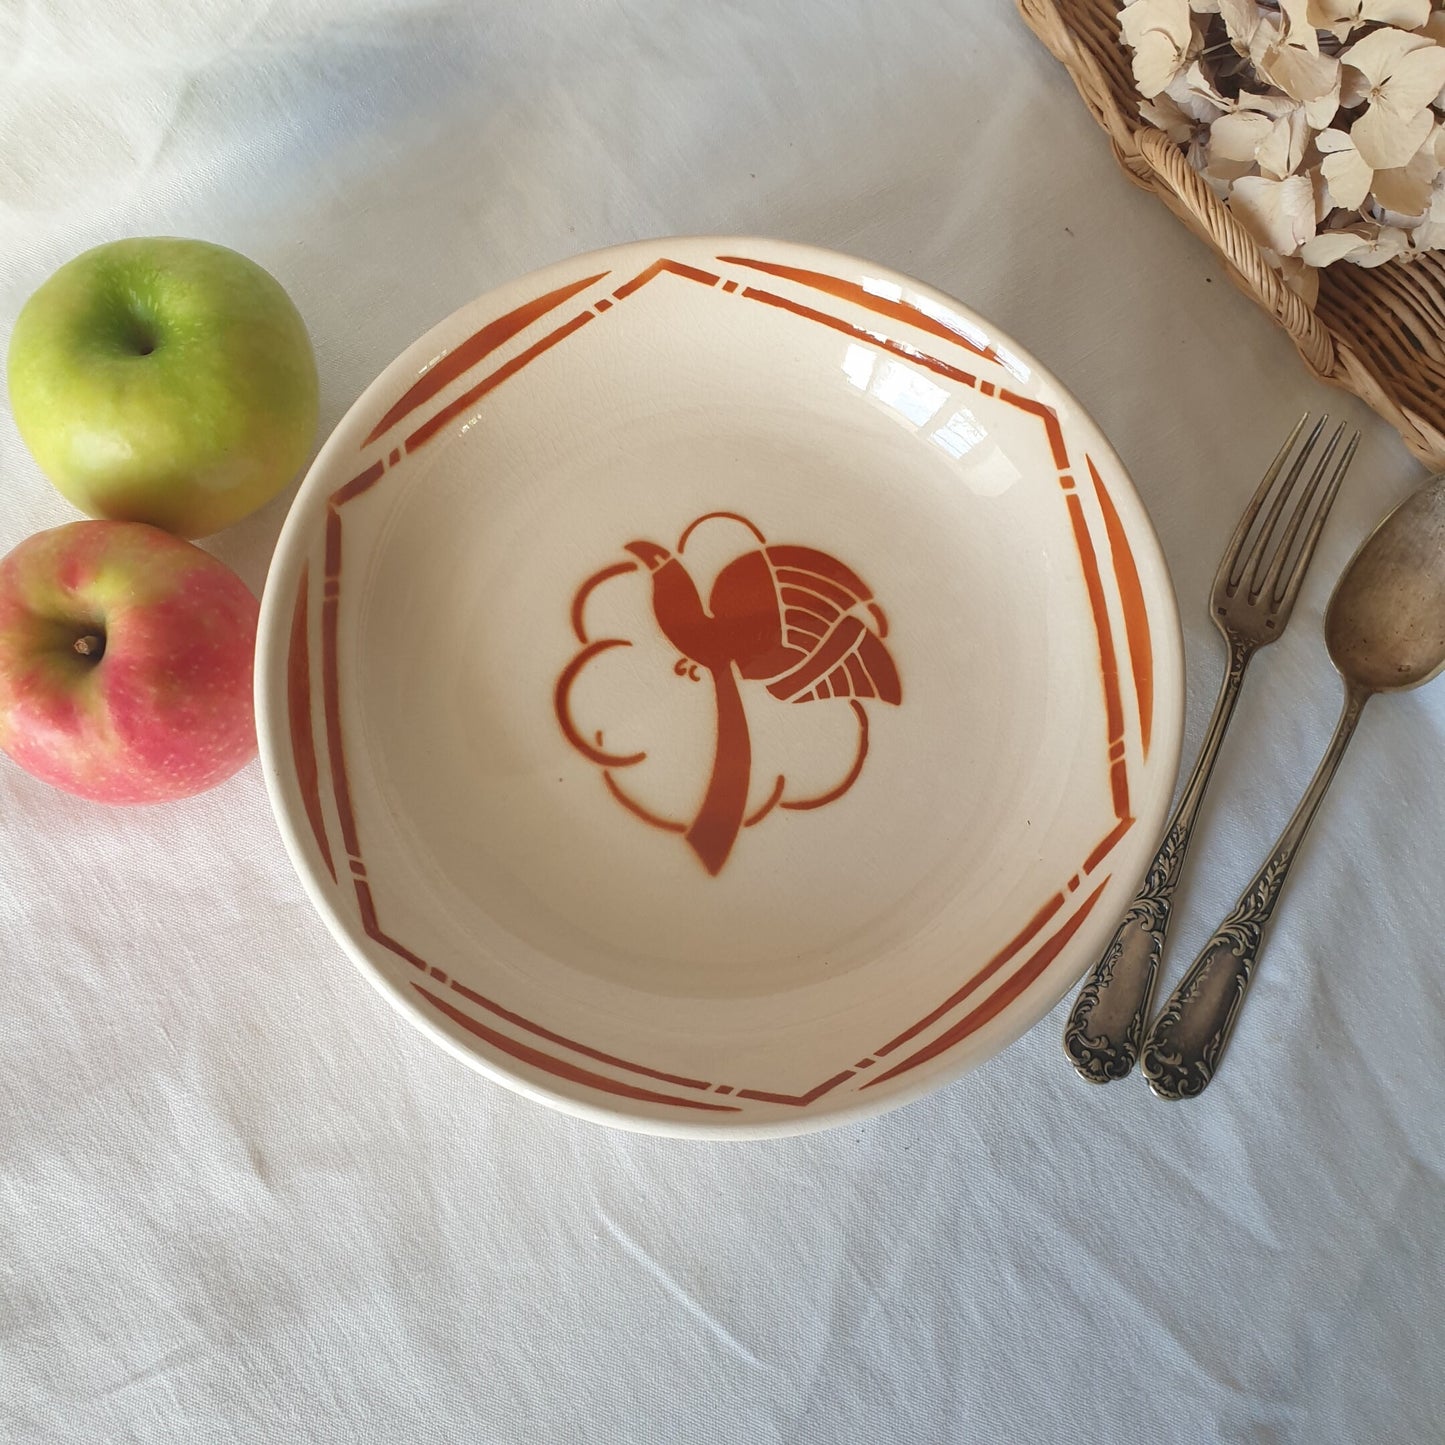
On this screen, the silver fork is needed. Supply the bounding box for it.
[1062,415,1359,1084]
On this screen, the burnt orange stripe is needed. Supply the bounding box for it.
[864,881,1108,1087]
[323,503,342,582]
[999,389,1067,469]
[330,460,386,508]
[447,980,712,1090]
[776,568,855,610]
[286,567,336,883]
[782,601,831,629]
[765,545,873,599]
[744,774,786,828]
[570,560,638,643]
[556,640,647,768]
[613,257,721,300]
[405,311,596,454]
[1109,758,1130,820]
[613,260,668,298]
[1084,816,1134,875]
[362,270,609,447]
[779,702,868,811]
[740,287,978,390]
[769,616,861,697]
[1065,492,1126,750]
[718,254,997,363]
[678,510,767,552]
[413,985,742,1112]
[735,1067,857,1106]
[1089,456,1155,757]
[321,509,362,861]
[874,891,1066,1058]
[603,771,687,833]
[355,881,428,969]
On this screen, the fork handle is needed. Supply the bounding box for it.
[1140,687,1368,1100]
[1063,637,1253,1082]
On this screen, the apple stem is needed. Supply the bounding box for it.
[74,634,104,660]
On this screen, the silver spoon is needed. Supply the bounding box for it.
[1141,472,1445,1100]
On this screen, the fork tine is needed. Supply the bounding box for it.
[1237,414,1328,594]
[1215,413,1310,592]
[1273,428,1359,610]
[1255,421,1347,604]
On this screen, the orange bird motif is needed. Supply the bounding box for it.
[557,515,902,876]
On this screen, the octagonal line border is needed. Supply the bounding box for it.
[284,254,1157,1114]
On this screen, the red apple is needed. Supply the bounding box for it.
[0,521,259,803]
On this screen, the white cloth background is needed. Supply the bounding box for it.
[3,3,1443,1441]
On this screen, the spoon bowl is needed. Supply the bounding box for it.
[1325,473,1445,697]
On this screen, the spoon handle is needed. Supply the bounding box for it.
[1140,688,1368,1100]
[1063,638,1252,1082]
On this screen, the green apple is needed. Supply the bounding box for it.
[6,237,319,538]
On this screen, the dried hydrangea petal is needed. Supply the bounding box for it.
[1230,173,1318,254]
[1121,0,1199,96]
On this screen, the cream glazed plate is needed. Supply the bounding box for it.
[256,237,1183,1137]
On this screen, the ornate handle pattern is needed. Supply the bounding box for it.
[1140,688,1368,1100]
[1064,638,1251,1083]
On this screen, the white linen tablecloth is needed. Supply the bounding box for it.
[3,3,1443,1441]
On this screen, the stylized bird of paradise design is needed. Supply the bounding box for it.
[555,512,902,876]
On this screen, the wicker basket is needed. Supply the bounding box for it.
[1017,0,1445,468]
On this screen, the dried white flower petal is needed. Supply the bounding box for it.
[1255,36,1340,102]
[1317,126,1377,207]
[1371,126,1441,214]
[1278,253,1322,304]
[1230,173,1318,254]
[1341,26,1429,84]
[1341,29,1445,167]
[1238,88,1306,118]
[1305,0,1429,44]
[1164,64,1229,122]
[1120,0,1198,97]
[1140,93,1200,143]
[1300,224,1410,264]
[1408,176,1445,250]
[1353,89,1439,168]
[1277,0,1321,49]
[1258,105,1311,178]
[1363,0,1429,26]
[1210,109,1277,161]
[1218,0,1267,48]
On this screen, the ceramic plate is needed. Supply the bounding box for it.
[256,237,1183,1137]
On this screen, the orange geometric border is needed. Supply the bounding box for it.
[287,254,1156,1112]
